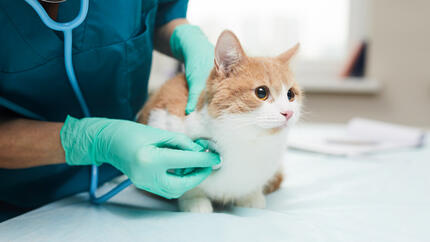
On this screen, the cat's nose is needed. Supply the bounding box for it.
[281,111,294,121]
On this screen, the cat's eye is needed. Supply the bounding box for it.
[255,86,269,100]
[287,89,295,101]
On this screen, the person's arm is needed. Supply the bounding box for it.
[0,108,220,198]
[154,18,188,57]
[0,108,65,169]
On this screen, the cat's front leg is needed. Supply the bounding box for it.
[235,189,266,209]
[178,188,213,213]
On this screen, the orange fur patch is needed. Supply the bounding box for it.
[263,170,284,194]
[137,74,189,124]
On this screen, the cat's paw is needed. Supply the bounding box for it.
[179,197,213,213]
[236,191,266,209]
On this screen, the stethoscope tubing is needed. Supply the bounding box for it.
[25,0,89,31]
[25,0,131,204]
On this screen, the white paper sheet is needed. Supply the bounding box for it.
[288,118,426,156]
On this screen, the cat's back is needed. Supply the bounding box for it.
[137,73,188,125]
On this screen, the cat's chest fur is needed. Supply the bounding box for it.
[147,107,286,201]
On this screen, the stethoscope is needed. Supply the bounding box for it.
[25,0,132,204]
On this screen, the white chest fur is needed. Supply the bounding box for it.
[147,107,287,201]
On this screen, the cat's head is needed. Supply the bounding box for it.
[203,30,303,131]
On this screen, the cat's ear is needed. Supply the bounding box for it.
[278,43,300,64]
[214,30,246,75]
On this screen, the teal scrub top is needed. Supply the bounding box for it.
[0,0,188,220]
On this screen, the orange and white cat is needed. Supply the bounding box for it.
[137,30,302,213]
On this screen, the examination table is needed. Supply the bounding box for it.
[1,124,429,242]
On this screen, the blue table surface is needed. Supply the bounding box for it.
[1,124,429,242]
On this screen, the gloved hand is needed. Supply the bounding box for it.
[60,116,220,199]
[170,24,214,114]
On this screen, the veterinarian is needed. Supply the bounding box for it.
[0,0,220,221]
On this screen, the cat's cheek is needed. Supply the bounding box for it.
[288,102,302,125]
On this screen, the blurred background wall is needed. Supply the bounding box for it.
[304,0,430,127]
[149,0,430,128]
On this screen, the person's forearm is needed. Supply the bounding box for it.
[154,18,188,57]
[0,111,65,169]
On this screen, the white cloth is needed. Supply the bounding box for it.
[288,119,426,156]
[1,124,429,242]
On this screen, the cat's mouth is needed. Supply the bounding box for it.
[277,121,291,130]
[256,120,290,130]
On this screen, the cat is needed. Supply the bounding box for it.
[137,30,302,213]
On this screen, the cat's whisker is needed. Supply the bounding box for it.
[218,118,257,127]
[217,116,255,121]
[256,118,283,122]
[256,117,282,120]
[223,120,258,130]
[228,122,257,130]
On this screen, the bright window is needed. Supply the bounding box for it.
[187,0,364,79]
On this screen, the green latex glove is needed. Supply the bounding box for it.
[170,24,214,114]
[60,116,220,199]
[170,139,216,176]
